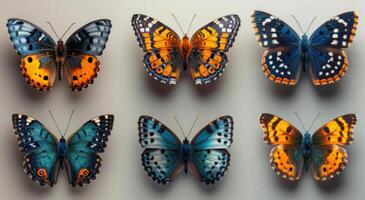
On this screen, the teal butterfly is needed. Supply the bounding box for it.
[12,113,114,187]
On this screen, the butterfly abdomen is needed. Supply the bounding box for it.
[181,35,191,70]
[301,35,310,72]
[301,133,312,172]
[56,41,67,80]
[181,140,192,174]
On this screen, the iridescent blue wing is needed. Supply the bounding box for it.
[308,12,359,86]
[7,18,56,56]
[251,11,302,85]
[189,116,233,184]
[138,115,183,184]
[12,114,60,187]
[66,115,114,187]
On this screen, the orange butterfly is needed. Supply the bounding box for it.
[132,14,240,85]
[259,113,356,181]
[7,19,112,91]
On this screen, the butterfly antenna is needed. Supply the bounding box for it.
[186,14,197,36]
[186,114,200,139]
[46,21,60,40]
[294,112,307,132]
[305,16,317,34]
[171,13,185,35]
[49,110,63,137]
[60,22,76,40]
[291,15,305,35]
[308,112,321,132]
[63,109,75,137]
[173,114,186,138]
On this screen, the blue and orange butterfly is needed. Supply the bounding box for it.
[131,14,240,85]
[251,11,358,86]
[259,113,357,181]
[138,115,233,184]
[12,112,114,187]
[7,19,112,91]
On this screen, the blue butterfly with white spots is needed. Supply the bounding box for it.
[138,115,233,185]
[12,113,114,187]
[251,11,358,86]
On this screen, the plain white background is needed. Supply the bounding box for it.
[0,0,363,199]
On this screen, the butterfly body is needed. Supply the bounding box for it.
[132,14,240,85]
[260,113,357,181]
[12,114,114,187]
[252,11,358,86]
[138,115,233,184]
[7,19,112,91]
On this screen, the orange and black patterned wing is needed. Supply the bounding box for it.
[132,14,183,85]
[259,113,304,180]
[189,15,240,84]
[7,18,57,91]
[310,114,357,181]
[65,19,112,91]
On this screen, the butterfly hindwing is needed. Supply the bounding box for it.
[66,115,114,186]
[189,116,233,184]
[189,15,240,84]
[12,114,60,186]
[132,14,183,85]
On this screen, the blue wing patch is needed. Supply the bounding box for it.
[251,10,301,47]
[190,115,233,150]
[66,114,114,186]
[309,12,359,48]
[190,149,230,185]
[141,149,182,184]
[138,115,182,150]
[65,19,112,55]
[7,18,56,56]
[12,114,60,186]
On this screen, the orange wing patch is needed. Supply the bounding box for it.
[270,144,303,181]
[312,114,357,146]
[20,54,56,91]
[65,55,100,91]
[259,113,303,145]
[312,145,348,181]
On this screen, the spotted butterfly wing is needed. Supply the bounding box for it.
[64,19,112,91]
[252,11,302,85]
[308,12,358,85]
[66,115,114,186]
[132,15,183,85]
[138,115,183,184]
[259,113,304,180]
[12,114,60,186]
[189,15,240,84]
[7,19,57,91]
[310,114,356,181]
[189,116,233,184]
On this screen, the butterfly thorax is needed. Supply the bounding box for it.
[55,40,67,80]
[181,35,192,70]
[300,35,309,72]
[301,132,312,171]
[57,137,69,158]
[181,139,192,174]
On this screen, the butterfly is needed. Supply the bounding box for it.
[7,18,112,91]
[12,113,114,187]
[251,11,358,86]
[131,14,240,85]
[259,113,357,181]
[138,115,233,184]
